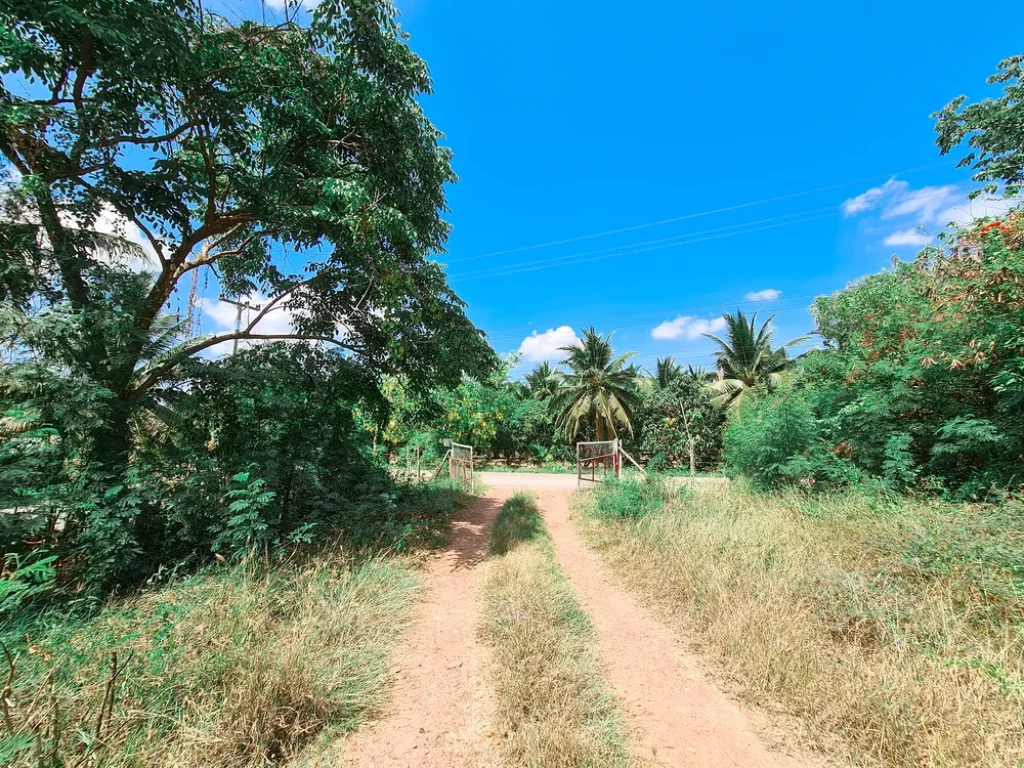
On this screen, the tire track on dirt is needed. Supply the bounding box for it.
[338,490,511,767]
[535,489,819,768]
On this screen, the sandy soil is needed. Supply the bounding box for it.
[337,490,511,767]
[535,489,819,768]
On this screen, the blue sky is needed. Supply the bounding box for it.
[5,0,1020,372]
[367,0,1020,376]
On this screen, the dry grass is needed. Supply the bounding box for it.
[576,481,1024,768]
[479,492,631,768]
[2,551,420,767]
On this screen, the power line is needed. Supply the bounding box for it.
[453,212,838,283]
[452,207,838,280]
[447,160,955,263]
[450,184,963,284]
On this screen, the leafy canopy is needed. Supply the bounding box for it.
[0,0,493,434]
[934,54,1024,197]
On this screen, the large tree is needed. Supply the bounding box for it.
[0,0,492,472]
[550,327,639,441]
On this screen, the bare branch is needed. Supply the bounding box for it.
[98,120,201,149]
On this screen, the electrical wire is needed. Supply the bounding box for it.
[447,160,955,263]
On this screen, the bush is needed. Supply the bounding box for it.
[724,385,818,488]
[590,475,675,520]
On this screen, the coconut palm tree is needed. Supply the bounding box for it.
[652,356,682,389]
[682,364,717,382]
[550,327,639,441]
[703,310,803,408]
[523,360,558,401]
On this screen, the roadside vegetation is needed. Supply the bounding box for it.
[2,0,1024,764]
[1,553,418,767]
[480,493,631,768]
[0,481,468,767]
[0,481,471,768]
[577,480,1024,768]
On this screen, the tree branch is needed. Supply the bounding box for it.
[98,120,201,149]
[128,331,360,399]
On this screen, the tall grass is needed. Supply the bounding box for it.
[0,478,480,767]
[576,482,1024,768]
[1,550,421,767]
[480,492,630,768]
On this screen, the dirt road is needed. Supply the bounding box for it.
[339,486,815,767]
[338,490,510,767]
[536,489,815,768]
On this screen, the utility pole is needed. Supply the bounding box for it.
[218,296,262,354]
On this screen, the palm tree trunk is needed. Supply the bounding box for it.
[677,398,696,476]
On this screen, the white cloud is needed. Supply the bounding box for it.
[881,184,959,222]
[518,326,580,362]
[0,189,158,272]
[91,204,159,270]
[651,315,726,341]
[842,178,906,216]
[936,195,1019,226]
[883,229,933,247]
[198,293,298,356]
[843,178,1021,247]
[744,288,781,302]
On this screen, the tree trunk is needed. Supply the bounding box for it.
[90,392,134,470]
[678,399,696,476]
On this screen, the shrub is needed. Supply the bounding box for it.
[590,475,675,520]
[724,385,818,488]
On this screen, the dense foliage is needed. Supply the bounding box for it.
[0,0,493,589]
[722,55,1024,497]
[728,211,1024,496]
[371,339,730,473]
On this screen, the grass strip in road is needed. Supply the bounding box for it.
[480,492,631,768]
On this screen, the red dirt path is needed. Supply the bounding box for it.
[337,490,510,767]
[536,488,820,768]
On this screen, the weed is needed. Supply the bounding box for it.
[589,474,676,520]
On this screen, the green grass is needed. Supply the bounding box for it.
[575,482,1024,768]
[480,492,631,767]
